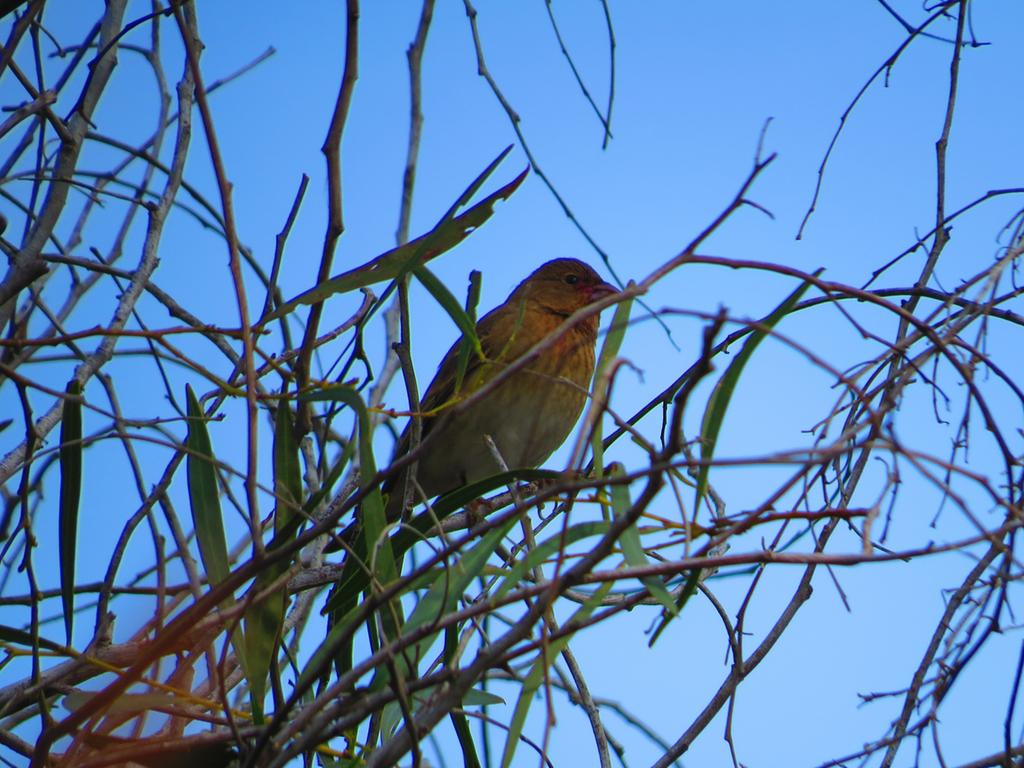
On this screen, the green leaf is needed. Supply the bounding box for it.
[648,569,701,648]
[320,468,559,617]
[501,581,613,768]
[649,273,823,646]
[695,270,821,515]
[426,468,558,521]
[451,710,483,768]
[296,599,361,693]
[494,521,609,601]
[454,270,482,395]
[412,263,482,360]
[264,150,527,322]
[403,514,517,639]
[609,463,677,616]
[184,386,230,586]
[304,386,405,650]
[436,144,516,223]
[184,389,250,702]
[58,380,82,645]
[461,687,505,707]
[301,385,395,581]
[243,404,303,722]
[377,685,501,749]
[590,294,632,481]
[272,403,303,533]
[0,624,67,653]
[370,511,521,693]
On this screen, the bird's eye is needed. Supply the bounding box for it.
[564,274,579,285]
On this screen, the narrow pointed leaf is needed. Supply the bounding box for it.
[403,514,517,638]
[695,270,822,515]
[264,152,526,321]
[454,270,482,395]
[185,386,230,586]
[185,387,249,679]
[412,264,482,359]
[494,521,608,601]
[370,512,520,693]
[296,599,362,692]
[320,467,561,616]
[651,273,822,645]
[272,403,303,533]
[425,468,558,520]
[609,463,677,615]
[501,581,613,768]
[462,688,505,707]
[590,294,632,479]
[436,144,515,223]
[0,624,66,652]
[451,711,483,768]
[648,570,701,647]
[244,404,303,721]
[303,385,403,649]
[300,385,394,580]
[58,380,83,645]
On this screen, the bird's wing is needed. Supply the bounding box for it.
[416,294,532,420]
[381,298,528,498]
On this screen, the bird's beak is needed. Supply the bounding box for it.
[586,281,619,303]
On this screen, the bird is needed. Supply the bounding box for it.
[382,257,618,522]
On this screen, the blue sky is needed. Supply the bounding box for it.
[4,1,1024,766]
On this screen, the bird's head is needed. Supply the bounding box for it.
[514,258,619,316]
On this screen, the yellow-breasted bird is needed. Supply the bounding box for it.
[383,257,618,521]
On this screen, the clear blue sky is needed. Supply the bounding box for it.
[5,2,1024,766]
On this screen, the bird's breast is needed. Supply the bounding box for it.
[476,319,596,467]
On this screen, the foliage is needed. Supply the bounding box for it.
[0,2,1022,767]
